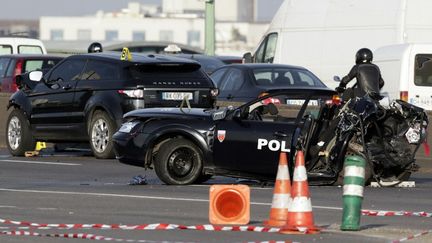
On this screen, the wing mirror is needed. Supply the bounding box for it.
[29,71,43,82]
[242,52,253,63]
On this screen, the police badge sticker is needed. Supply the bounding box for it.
[217,130,226,142]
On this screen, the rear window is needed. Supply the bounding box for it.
[127,64,212,87]
[23,59,61,73]
[414,54,432,87]
[18,45,43,54]
[253,68,326,87]
[0,45,12,54]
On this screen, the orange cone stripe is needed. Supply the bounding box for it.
[291,182,310,197]
[274,180,291,193]
[290,197,313,212]
[271,194,292,209]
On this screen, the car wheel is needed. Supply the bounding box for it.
[89,111,116,159]
[6,109,35,156]
[154,138,203,185]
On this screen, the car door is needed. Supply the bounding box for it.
[29,58,86,139]
[212,101,302,177]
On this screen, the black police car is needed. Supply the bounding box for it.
[113,88,337,185]
[6,52,218,159]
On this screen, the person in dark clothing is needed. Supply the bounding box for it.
[336,48,384,100]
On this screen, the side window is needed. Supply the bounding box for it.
[81,60,119,80]
[219,68,244,92]
[48,59,86,82]
[0,45,12,54]
[254,33,278,63]
[0,57,11,78]
[263,33,278,63]
[18,45,43,54]
[210,69,226,87]
[414,54,432,86]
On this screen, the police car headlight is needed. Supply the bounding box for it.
[118,121,141,133]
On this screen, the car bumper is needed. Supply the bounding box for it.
[112,131,147,167]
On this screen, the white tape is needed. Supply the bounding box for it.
[343,184,364,197]
[344,166,365,178]
[290,197,312,212]
[271,194,292,209]
[276,165,290,180]
[293,166,307,181]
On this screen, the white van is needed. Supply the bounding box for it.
[0,37,47,55]
[246,0,432,110]
[375,44,432,110]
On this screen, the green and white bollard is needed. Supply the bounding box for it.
[341,155,366,231]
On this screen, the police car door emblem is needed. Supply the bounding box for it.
[217,130,226,142]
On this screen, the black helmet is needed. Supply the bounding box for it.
[355,48,373,64]
[88,42,103,53]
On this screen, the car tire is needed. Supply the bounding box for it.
[89,111,116,159]
[154,138,203,185]
[6,109,35,156]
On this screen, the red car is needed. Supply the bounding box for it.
[0,54,63,92]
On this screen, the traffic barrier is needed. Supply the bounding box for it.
[265,152,292,227]
[341,155,365,231]
[209,184,250,225]
[279,150,320,234]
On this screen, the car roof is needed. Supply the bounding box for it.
[225,63,307,70]
[0,54,63,59]
[104,41,203,54]
[67,52,201,66]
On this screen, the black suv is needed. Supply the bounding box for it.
[6,52,218,158]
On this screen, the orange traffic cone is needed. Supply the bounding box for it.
[264,152,292,227]
[280,150,320,234]
[209,184,250,225]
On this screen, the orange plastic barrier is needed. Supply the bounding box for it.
[265,152,292,227]
[280,150,320,234]
[209,184,250,225]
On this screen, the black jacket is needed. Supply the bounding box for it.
[340,62,384,98]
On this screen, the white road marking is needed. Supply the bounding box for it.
[0,205,17,208]
[0,160,80,166]
[0,188,342,211]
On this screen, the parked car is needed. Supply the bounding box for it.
[210,64,328,104]
[173,54,226,75]
[112,89,336,185]
[0,54,63,92]
[6,52,218,159]
[0,37,47,54]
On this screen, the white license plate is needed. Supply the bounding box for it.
[286,99,318,106]
[162,92,193,100]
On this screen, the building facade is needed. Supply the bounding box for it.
[39,0,281,55]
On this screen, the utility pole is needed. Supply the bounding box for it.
[205,0,215,55]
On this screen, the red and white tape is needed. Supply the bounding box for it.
[392,230,431,243]
[0,230,188,242]
[0,218,281,233]
[361,210,432,217]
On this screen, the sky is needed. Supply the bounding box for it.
[1,0,283,20]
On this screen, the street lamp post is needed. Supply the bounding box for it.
[205,0,215,55]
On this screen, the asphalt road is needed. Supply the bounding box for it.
[0,148,431,243]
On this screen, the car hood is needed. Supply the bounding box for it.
[124,107,215,120]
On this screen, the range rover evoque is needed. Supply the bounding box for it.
[6,52,218,158]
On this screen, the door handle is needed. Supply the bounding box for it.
[63,84,72,90]
[274,131,287,138]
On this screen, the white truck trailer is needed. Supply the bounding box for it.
[246,0,432,110]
